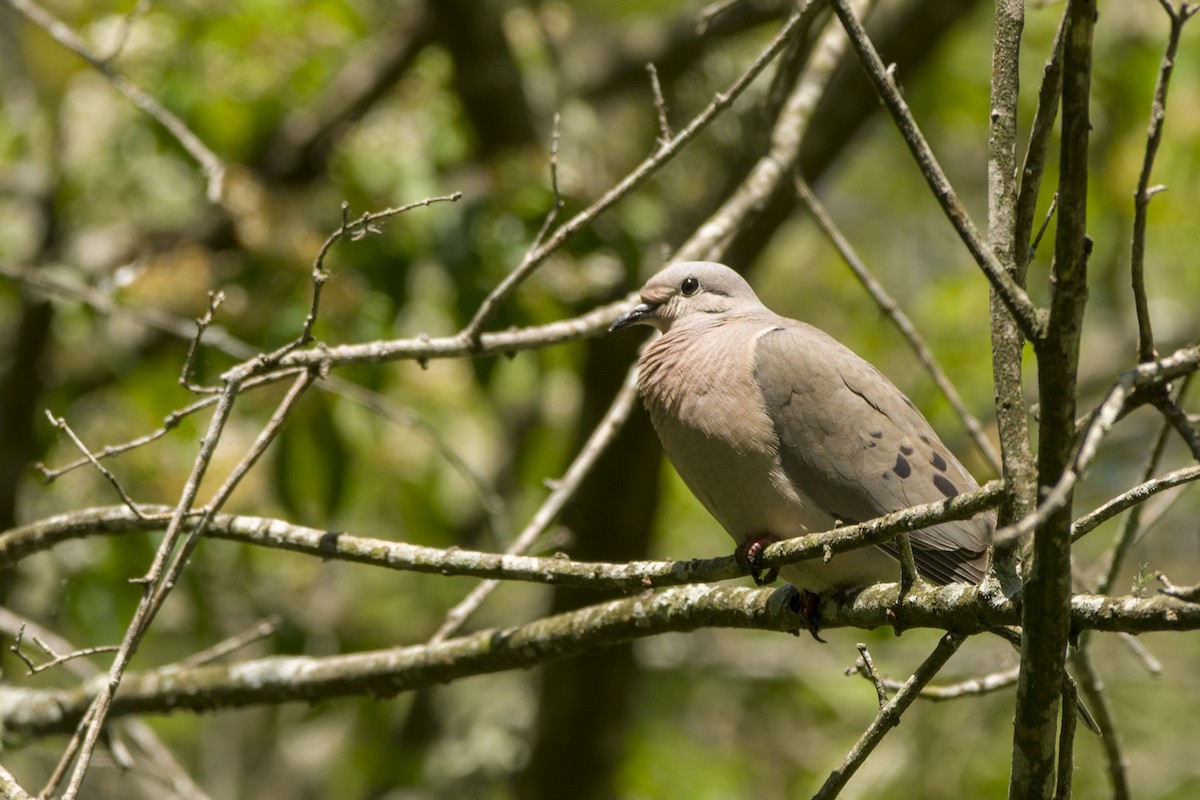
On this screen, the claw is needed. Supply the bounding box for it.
[736,534,782,585]
[788,587,826,643]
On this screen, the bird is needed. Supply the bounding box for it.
[609,261,994,600]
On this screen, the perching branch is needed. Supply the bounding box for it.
[0,585,1196,743]
[0,482,1003,591]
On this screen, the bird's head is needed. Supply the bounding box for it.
[609,261,760,333]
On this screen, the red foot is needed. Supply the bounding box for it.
[735,534,782,586]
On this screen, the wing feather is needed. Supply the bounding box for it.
[753,323,992,584]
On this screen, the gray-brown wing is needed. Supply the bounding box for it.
[753,323,992,584]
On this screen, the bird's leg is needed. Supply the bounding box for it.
[735,533,781,585]
[787,586,826,643]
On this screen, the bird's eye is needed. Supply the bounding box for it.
[680,277,700,296]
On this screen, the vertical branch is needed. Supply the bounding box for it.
[1010,1,1096,797]
[1092,376,1187,598]
[1130,2,1195,364]
[1054,676,1078,800]
[1014,13,1067,266]
[54,383,241,798]
[1068,647,1130,800]
[986,0,1033,582]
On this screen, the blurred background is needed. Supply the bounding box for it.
[1,0,1199,797]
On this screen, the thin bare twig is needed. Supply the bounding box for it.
[645,62,673,146]
[3,260,501,528]
[895,531,919,602]
[37,369,304,481]
[795,178,1001,474]
[43,410,154,520]
[171,617,281,670]
[1015,11,1067,268]
[1071,464,1200,542]
[680,0,860,263]
[827,0,1046,343]
[0,608,212,800]
[1157,572,1200,602]
[4,0,227,203]
[696,0,743,34]
[180,290,226,394]
[1086,375,1193,596]
[855,643,888,708]
[1069,646,1130,800]
[1117,632,1163,676]
[262,193,463,368]
[319,377,507,538]
[0,262,256,359]
[98,0,150,63]
[994,344,1200,547]
[848,661,1020,701]
[53,380,242,799]
[156,372,317,602]
[428,362,642,642]
[530,113,565,252]
[1150,390,1200,461]
[1055,673,1078,800]
[1029,193,1059,262]
[813,633,966,800]
[58,369,315,796]
[9,623,119,676]
[1130,1,1196,363]
[459,3,820,344]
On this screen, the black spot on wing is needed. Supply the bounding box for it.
[892,453,912,479]
[900,444,914,456]
[930,451,948,471]
[932,474,958,498]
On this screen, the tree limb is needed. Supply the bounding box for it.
[0,585,1195,743]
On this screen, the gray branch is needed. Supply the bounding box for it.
[0,585,1195,742]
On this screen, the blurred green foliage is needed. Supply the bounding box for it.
[1,0,1199,798]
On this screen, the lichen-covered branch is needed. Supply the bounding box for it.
[0,482,1004,590]
[1012,1,1095,795]
[0,584,1195,743]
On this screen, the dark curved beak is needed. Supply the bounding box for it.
[609,302,656,332]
